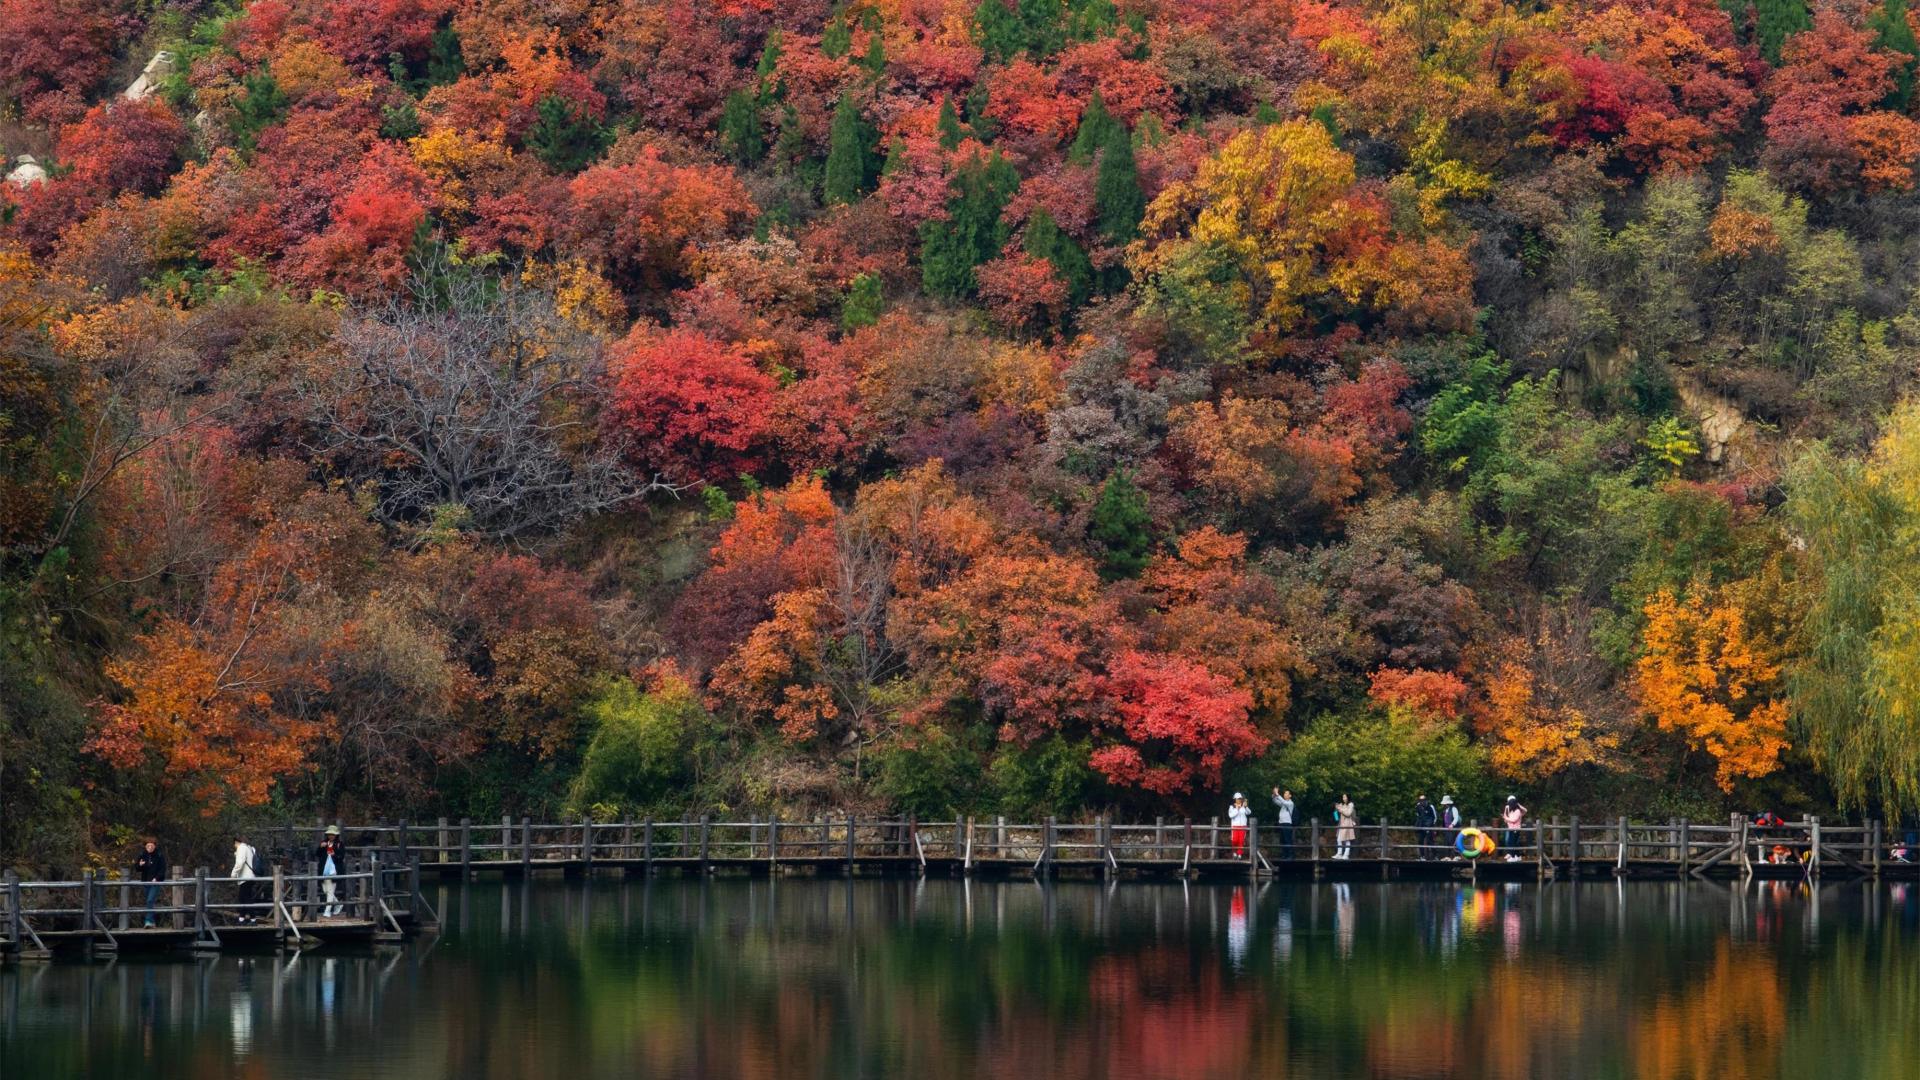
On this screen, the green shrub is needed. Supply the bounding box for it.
[567,676,710,815]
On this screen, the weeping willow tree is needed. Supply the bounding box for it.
[1786,401,1920,819]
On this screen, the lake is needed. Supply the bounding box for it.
[4,876,1918,1079]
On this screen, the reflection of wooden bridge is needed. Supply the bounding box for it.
[3,862,436,962]
[259,814,1920,884]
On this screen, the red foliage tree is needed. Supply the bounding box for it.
[1090,649,1266,798]
[0,0,125,124]
[58,100,188,195]
[565,147,756,291]
[608,328,778,485]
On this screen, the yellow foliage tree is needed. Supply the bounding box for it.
[1635,587,1790,791]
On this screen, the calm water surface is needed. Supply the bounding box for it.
[5,876,1919,1079]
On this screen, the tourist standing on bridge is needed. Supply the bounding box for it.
[1413,795,1438,859]
[1501,796,1529,862]
[317,825,345,918]
[1272,787,1295,857]
[135,838,167,927]
[1334,794,1357,859]
[1228,793,1253,858]
[1440,796,1462,857]
[230,835,261,924]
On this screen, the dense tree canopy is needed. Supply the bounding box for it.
[10,0,1920,869]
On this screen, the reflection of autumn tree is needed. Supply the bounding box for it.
[1632,941,1784,1080]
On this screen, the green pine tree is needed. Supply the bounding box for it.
[1067,0,1119,41]
[1094,121,1144,246]
[427,24,464,87]
[822,93,879,205]
[920,151,1021,298]
[719,89,766,165]
[937,96,968,150]
[231,69,289,153]
[527,94,611,174]
[1018,0,1067,57]
[1023,208,1094,307]
[1753,0,1810,63]
[1089,469,1153,580]
[1872,0,1920,110]
[842,271,884,329]
[380,99,422,140]
[1068,91,1120,165]
[757,30,785,81]
[974,0,1026,62]
[773,102,819,190]
[862,29,887,75]
[822,18,853,59]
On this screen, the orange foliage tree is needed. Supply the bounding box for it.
[1634,587,1790,791]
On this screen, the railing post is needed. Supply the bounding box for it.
[118,869,131,931]
[398,819,410,866]
[272,866,285,934]
[1248,820,1260,879]
[1734,812,1750,873]
[1379,818,1389,860]
[520,816,532,872]
[194,868,209,935]
[1617,816,1628,871]
[82,869,96,934]
[769,814,780,869]
[996,815,1007,858]
[1569,816,1580,872]
[5,871,20,947]
[580,817,593,867]
[460,818,472,876]
[1045,816,1057,875]
[1871,819,1883,877]
[621,821,634,861]
[1209,816,1219,858]
[501,815,512,865]
[1155,815,1166,860]
[642,819,655,874]
[1678,818,1690,874]
[699,814,712,873]
[846,814,856,872]
[1809,815,1821,876]
[438,817,449,863]
[1310,818,1321,862]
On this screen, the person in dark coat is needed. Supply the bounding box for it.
[1413,795,1438,860]
[316,826,346,918]
[134,839,168,927]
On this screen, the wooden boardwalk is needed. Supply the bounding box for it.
[12,813,1909,962]
[3,862,436,962]
[262,813,1919,885]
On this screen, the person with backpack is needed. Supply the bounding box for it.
[1334,794,1357,859]
[230,835,263,924]
[1413,794,1438,860]
[317,825,345,918]
[134,838,168,927]
[1440,796,1463,857]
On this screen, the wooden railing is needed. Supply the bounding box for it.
[239,813,1903,880]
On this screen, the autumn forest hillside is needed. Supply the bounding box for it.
[7,0,1920,870]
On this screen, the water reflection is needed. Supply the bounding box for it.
[5,877,1920,1079]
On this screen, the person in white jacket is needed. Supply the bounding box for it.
[230,835,260,924]
[1227,794,1253,858]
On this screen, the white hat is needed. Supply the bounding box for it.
[1233,792,1244,800]
[1441,795,1454,805]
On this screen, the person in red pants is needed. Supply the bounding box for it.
[1228,793,1252,858]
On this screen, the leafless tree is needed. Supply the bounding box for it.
[300,258,672,542]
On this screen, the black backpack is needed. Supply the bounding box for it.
[250,847,269,878]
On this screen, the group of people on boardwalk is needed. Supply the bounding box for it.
[130,826,352,927]
[1224,791,1531,862]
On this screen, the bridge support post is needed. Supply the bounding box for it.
[520,817,532,874]
[1871,819,1883,878]
[1810,815,1821,877]
[438,817,449,865]
[699,815,712,874]
[769,815,780,872]
[1248,821,1260,880]
[1678,818,1690,875]
[460,819,472,877]
[1569,817,1581,877]
[845,815,856,874]
[580,817,593,873]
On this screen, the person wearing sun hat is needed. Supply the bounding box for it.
[316,825,345,918]
[1227,793,1253,858]
[1440,796,1462,859]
